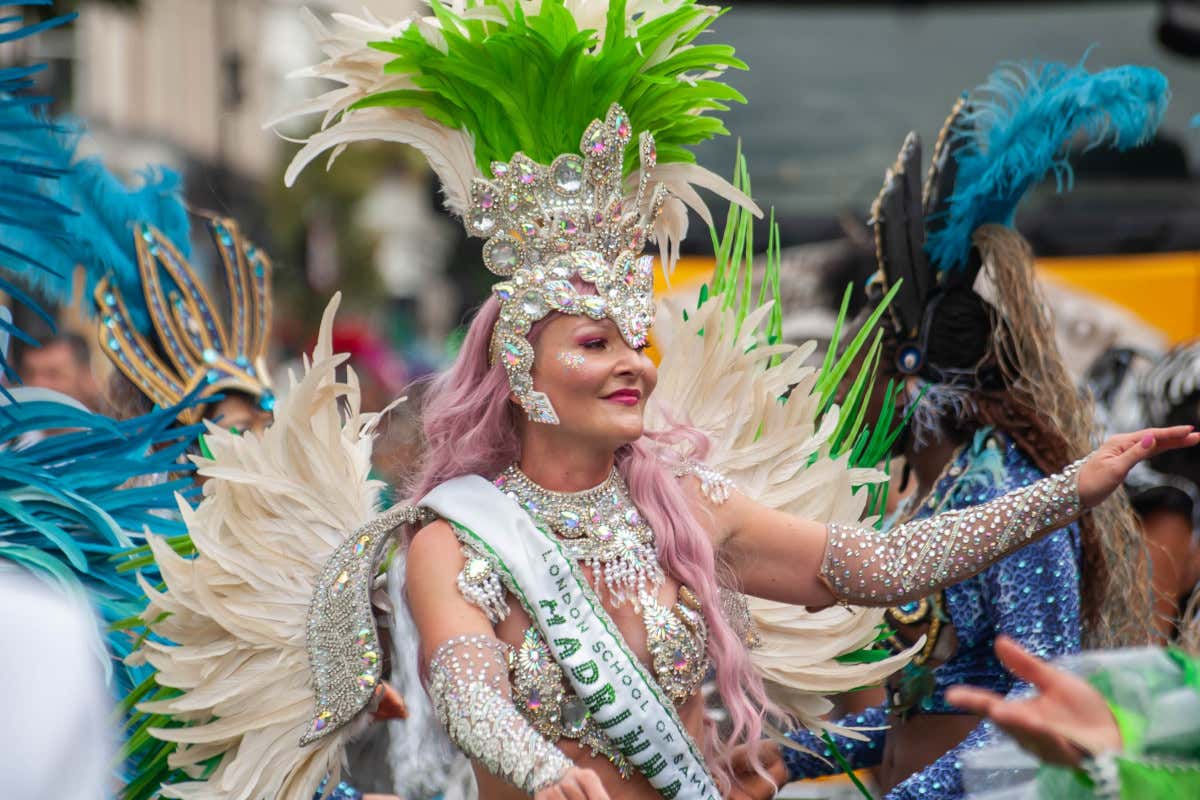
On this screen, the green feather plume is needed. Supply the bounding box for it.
[354,0,746,175]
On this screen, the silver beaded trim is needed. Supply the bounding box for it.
[676,460,734,505]
[821,459,1084,604]
[428,634,573,793]
[301,503,428,745]
[457,540,509,624]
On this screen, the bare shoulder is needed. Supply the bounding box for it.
[405,517,494,662]
[407,518,462,564]
[677,472,741,545]
[405,520,466,604]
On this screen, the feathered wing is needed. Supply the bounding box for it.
[649,294,916,736]
[134,295,392,799]
[0,390,198,690]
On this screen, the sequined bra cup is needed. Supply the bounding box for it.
[455,465,711,776]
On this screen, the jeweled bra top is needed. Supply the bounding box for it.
[455,465,711,776]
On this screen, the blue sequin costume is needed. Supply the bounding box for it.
[784,429,1082,799]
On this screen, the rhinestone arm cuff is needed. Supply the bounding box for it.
[456,542,509,624]
[675,460,734,505]
[820,459,1085,604]
[427,634,573,793]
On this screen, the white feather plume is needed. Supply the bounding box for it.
[270,9,479,215]
[135,294,394,799]
[649,293,918,737]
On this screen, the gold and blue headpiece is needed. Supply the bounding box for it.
[96,216,274,424]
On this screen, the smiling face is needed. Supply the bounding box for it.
[525,313,657,452]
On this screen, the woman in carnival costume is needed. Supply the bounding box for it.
[947,349,1200,799]
[742,56,1170,799]
[128,3,1194,799]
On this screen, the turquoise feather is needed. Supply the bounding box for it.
[926,55,1169,273]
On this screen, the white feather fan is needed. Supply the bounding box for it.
[135,295,393,799]
[649,292,919,737]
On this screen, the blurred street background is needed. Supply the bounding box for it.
[2,1,1196,410]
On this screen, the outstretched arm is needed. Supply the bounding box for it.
[710,427,1198,609]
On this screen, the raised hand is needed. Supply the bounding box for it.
[534,767,612,800]
[1078,426,1200,508]
[945,636,1121,767]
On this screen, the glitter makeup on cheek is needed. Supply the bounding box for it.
[556,352,585,371]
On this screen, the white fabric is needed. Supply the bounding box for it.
[0,573,113,799]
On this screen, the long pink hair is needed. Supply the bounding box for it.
[406,294,774,790]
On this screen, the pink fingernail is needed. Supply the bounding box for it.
[1142,434,1155,448]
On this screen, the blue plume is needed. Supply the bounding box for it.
[0,106,191,333]
[926,55,1170,272]
[0,389,201,697]
[0,3,78,382]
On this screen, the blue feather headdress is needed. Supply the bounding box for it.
[0,106,191,334]
[925,55,1170,273]
[0,1,78,378]
[868,53,1169,375]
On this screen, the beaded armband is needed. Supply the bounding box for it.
[456,541,509,624]
[676,460,734,505]
[427,634,573,793]
[821,459,1085,604]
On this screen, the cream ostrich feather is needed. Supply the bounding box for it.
[134,295,395,799]
[650,293,918,738]
[273,4,761,272]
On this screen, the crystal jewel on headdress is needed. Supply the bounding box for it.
[467,104,664,425]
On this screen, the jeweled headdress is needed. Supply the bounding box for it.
[96,216,274,425]
[278,0,758,423]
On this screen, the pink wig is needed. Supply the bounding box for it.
[407,294,775,790]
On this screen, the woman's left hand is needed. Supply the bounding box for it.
[1078,426,1200,508]
[727,741,787,800]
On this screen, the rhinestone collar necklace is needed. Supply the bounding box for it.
[495,464,663,606]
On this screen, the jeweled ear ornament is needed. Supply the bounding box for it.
[895,344,925,376]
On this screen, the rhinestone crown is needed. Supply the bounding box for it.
[468,104,663,424]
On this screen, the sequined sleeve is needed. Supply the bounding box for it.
[820,459,1084,605]
[426,634,573,793]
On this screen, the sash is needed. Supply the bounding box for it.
[420,475,719,800]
